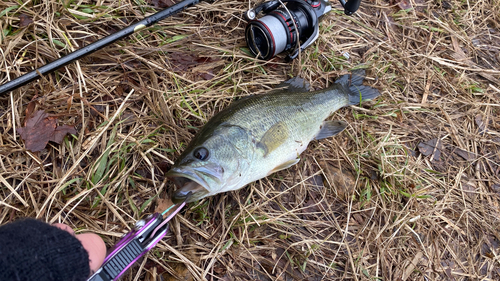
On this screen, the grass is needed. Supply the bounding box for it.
[0,0,499,280]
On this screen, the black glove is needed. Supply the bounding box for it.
[0,218,90,281]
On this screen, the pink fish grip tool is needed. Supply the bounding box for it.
[86,193,191,281]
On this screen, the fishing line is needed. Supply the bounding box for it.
[161,203,177,216]
[277,0,302,75]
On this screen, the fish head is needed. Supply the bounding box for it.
[166,124,253,203]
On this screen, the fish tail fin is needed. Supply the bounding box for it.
[336,69,380,105]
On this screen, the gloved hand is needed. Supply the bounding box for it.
[0,218,106,281]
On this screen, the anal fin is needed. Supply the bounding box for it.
[268,158,300,175]
[314,120,348,140]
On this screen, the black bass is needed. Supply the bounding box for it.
[166,70,380,203]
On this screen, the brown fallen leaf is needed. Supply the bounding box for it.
[450,37,500,85]
[475,114,489,135]
[397,0,412,10]
[461,180,476,199]
[161,245,199,281]
[440,0,452,9]
[17,110,76,152]
[418,138,442,161]
[305,174,324,189]
[156,161,171,175]
[454,148,476,161]
[413,0,426,12]
[155,197,174,217]
[23,95,38,124]
[440,259,460,280]
[191,60,226,80]
[450,36,468,62]
[169,52,222,80]
[150,0,176,8]
[319,162,357,199]
[19,14,33,27]
[162,263,193,281]
[303,196,328,213]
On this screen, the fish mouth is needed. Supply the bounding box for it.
[165,167,213,203]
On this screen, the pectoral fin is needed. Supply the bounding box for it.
[314,120,348,140]
[257,121,289,157]
[268,158,300,175]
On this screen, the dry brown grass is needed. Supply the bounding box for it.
[1,0,499,280]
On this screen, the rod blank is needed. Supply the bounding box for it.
[0,0,200,96]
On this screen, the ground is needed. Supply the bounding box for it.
[0,0,499,280]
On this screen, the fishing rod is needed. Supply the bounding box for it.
[0,0,363,96]
[0,0,201,96]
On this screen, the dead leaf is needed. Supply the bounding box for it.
[413,0,426,12]
[450,38,500,84]
[156,161,171,175]
[441,0,452,9]
[150,0,176,8]
[404,145,417,157]
[191,60,225,80]
[303,196,327,213]
[19,14,33,27]
[454,148,476,161]
[461,180,476,199]
[82,127,104,150]
[319,162,357,199]
[23,96,38,124]
[402,251,423,281]
[161,262,193,281]
[450,36,468,62]
[17,110,77,152]
[397,0,412,10]
[306,174,324,189]
[115,84,124,96]
[170,52,197,72]
[440,260,459,280]
[120,111,137,126]
[161,242,198,281]
[169,52,222,80]
[482,235,500,259]
[418,138,442,161]
[475,114,489,135]
[155,197,174,217]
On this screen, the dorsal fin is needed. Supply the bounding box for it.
[273,77,311,93]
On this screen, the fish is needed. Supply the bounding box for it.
[166,70,380,203]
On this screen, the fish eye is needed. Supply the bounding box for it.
[193,147,209,160]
